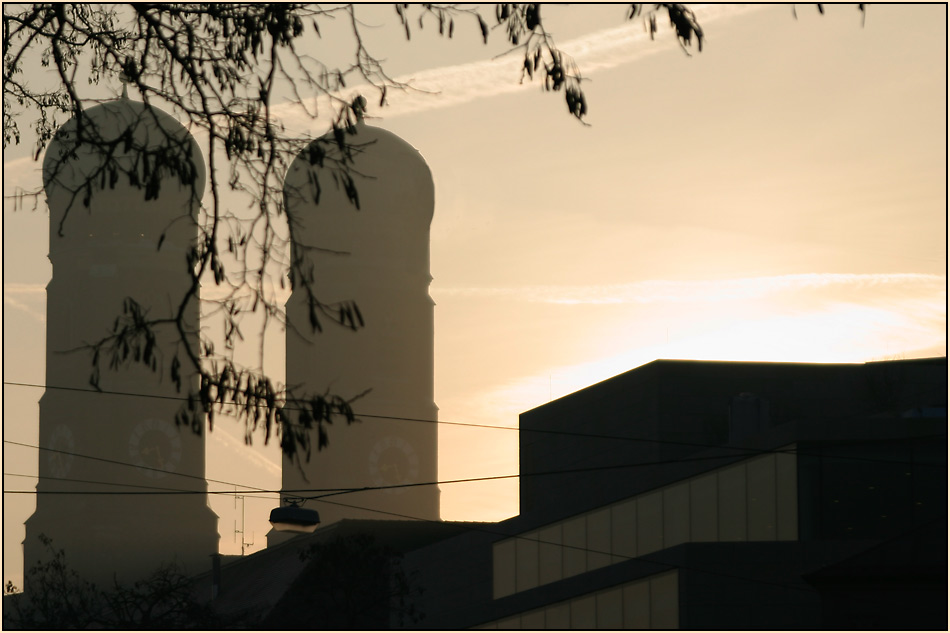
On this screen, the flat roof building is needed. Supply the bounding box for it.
[402,357,946,629]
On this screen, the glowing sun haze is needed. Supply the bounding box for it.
[3,4,946,588]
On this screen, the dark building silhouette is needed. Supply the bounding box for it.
[402,358,947,629]
[25,96,219,586]
[273,123,440,541]
[198,357,946,629]
[192,518,484,627]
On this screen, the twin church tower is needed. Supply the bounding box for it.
[26,94,439,584]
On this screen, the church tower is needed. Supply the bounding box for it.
[274,123,439,536]
[25,96,219,585]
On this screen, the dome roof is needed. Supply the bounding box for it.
[284,122,434,229]
[43,97,205,201]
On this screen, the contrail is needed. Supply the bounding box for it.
[3,293,47,324]
[3,4,761,176]
[274,4,764,131]
[208,423,282,480]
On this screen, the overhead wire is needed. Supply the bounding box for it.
[2,469,821,599]
[3,438,273,492]
[5,384,944,604]
[4,428,945,498]
[4,370,946,499]
[233,487,950,601]
[0,446,776,496]
[10,470,819,601]
[4,378,946,464]
[7,463,944,602]
[9,473,942,617]
[5,410,945,499]
[2,471,253,495]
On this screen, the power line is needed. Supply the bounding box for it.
[0,447,742,496]
[5,467,827,599]
[5,433,945,499]
[263,494,950,601]
[0,378,524,436]
[6,416,944,501]
[5,378,946,460]
[3,471,252,495]
[10,457,943,601]
[6,439,943,600]
[1,470,826,598]
[5,381,944,611]
[11,473,941,615]
[3,439,273,492]
[4,373,943,500]
[308,497,948,600]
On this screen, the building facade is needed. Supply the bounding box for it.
[273,123,440,538]
[25,97,219,586]
[400,358,947,629]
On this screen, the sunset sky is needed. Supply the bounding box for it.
[3,4,946,587]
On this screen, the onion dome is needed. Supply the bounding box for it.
[43,96,204,245]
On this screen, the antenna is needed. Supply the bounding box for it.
[233,491,254,555]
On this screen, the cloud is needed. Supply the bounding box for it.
[2,4,759,173]
[3,283,47,323]
[2,156,44,195]
[443,271,946,427]
[208,418,283,482]
[434,273,947,305]
[479,293,947,423]
[3,282,46,295]
[272,4,762,132]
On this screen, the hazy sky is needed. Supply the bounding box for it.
[3,4,946,587]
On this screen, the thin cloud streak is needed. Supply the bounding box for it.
[4,283,46,295]
[3,5,759,172]
[434,273,946,305]
[274,4,763,131]
[208,422,282,481]
[2,156,43,194]
[3,283,47,323]
[3,295,46,324]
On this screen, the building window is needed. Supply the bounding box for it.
[596,586,623,628]
[689,473,718,541]
[747,454,777,541]
[515,530,539,593]
[492,539,516,598]
[622,578,651,629]
[662,483,690,549]
[717,462,747,541]
[480,570,679,629]
[637,491,663,555]
[776,449,798,540]
[492,447,797,599]
[538,524,563,585]
[520,608,544,629]
[611,498,637,561]
[586,508,612,571]
[570,594,597,629]
[543,602,571,629]
[563,515,587,578]
[649,570,679,629]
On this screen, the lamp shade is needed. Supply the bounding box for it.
[269,505,321,533]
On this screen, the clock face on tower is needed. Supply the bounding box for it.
[368,436,419,494]
[128,418,182,478]
[48,424,76,478]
